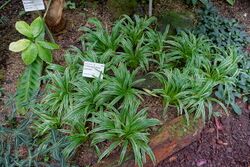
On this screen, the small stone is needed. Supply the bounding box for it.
[227,147,233,153]
[168,156,177,162]
[216,139,228,146]
[197,159,207,166]
[243,13,247,17]
[5,80,12,84]
[247,139,250,147]
[207,128,215,133]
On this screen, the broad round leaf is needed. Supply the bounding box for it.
[15,21,33,38]
[30,17,44,38]
[37,41,59,50]
[9,39,31,52]
[37,44,52,63]
[21,43,38,65]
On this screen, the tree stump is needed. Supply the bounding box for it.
[44,0,66,33]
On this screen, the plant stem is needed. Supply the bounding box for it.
[43,0,52,19]
[149,0,153,17]
[36,10,56,43]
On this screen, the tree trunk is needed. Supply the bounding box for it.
[44,0,66,33]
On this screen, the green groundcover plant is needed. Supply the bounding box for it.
[3,12,247,167]
[194,3,250,112]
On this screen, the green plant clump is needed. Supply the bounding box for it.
[194,3,250,110]
[8,17,59,114]
[4,14,244,167]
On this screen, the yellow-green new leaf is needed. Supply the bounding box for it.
[37,41,59,50]
[15,21,33,38]
[9,39,31,52]
[37,44,52,63]
[21,43,38,65]
[31,17,44,38]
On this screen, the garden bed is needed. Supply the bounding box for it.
[0,0,250,167]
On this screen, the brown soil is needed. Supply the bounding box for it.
[158,101,250,167]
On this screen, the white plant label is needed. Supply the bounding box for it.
[22,0,45,12]
[82,61,105,79]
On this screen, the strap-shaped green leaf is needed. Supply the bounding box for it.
[16,58,43,114]
[15,21,33,38]
[9,39,31,52]
[21,43,38,65]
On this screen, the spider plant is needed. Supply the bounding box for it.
[90,102,160,167]
[165,31,213,69]
[42,68,74,118]
[145,25,170,71]
[152,69,192,121]
[202,48,241,103]
[80,49,117,71]
[80,17,124,53]
[119,36,152,71]
[101,64,145,108]
[70,77,105,121]
[186,80,228,123]
[61,122,88,158]
[47,46,83,78]
[146,25,169,56]
[32,105,62,136]
[120,15,156,46]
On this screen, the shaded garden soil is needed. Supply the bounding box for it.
[0,0,250,166]
[158,101,250,167]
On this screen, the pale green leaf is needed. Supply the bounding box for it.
[30,17,44,38]
[37,44,52,63]
[9,39,31,52]
[21,43,38,65]
[15,21,33,38]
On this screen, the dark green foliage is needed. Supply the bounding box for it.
[90,102,160,167]
[195,4,250,50]
[194,3,250,108]
[0,87,3,98]
[0,16,8,29]
[185,0,208,5]
[237,54,250,102]
[15,58,43,114]
[0,104,69,167]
